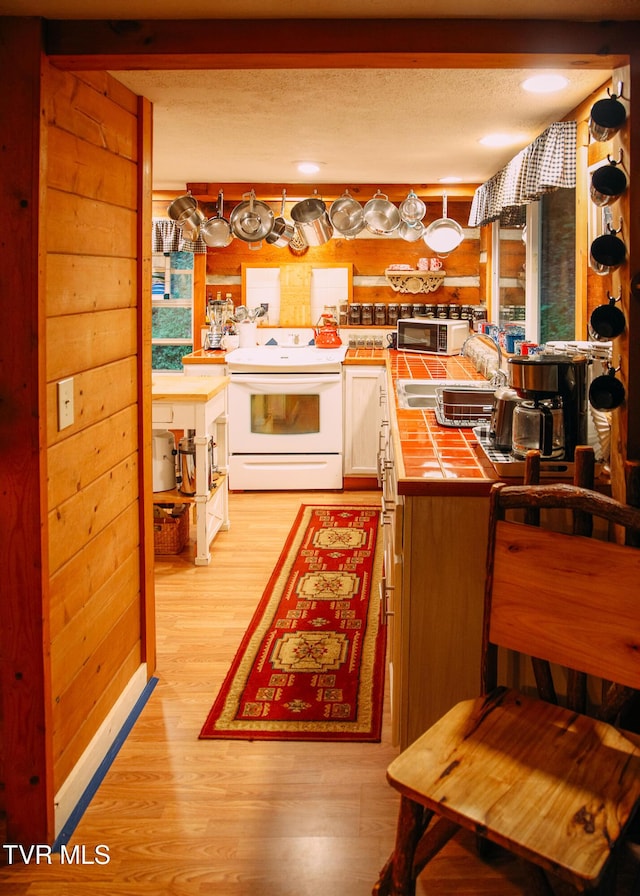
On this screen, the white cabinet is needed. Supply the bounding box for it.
[152,376,230,566]
[343,365,386,476]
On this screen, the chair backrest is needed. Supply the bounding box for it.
[482,483,640,698]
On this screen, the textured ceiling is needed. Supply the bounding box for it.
[1,1,628,189]
[112,67,610,189]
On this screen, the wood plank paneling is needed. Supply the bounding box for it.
[46,307,138,380]
[39,60,149,812]
[51,551,141,696]
[45,64,138,160]
[200,195,481,313]
[52,643,142,789]
[46,255,137,316]
[45,357,138,446]
[45,189,137,257]
[47,454,139,573]
[49,502,140,638]
[47,405,138,508]
[48,126,138,209]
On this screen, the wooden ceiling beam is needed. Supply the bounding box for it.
[43,18,634,71]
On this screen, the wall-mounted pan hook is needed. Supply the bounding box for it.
[606,150,624,167]
[607,81,624,99]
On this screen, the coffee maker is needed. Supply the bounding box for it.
[508,353,588,461]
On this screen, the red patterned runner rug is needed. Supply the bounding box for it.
[200,504,385,742]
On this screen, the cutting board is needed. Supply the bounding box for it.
[279,263,312,327]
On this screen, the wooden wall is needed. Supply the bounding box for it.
[43,64,149,793]
[154,192,479,331]
[1,19,153,846]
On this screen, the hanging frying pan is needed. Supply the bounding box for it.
[423,193,464,257]
[200,190,233,247]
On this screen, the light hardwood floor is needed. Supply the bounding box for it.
[2,490,628,895]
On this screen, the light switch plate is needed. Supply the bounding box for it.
[57,377,74,430]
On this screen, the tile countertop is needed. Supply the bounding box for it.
[382,350,498,496]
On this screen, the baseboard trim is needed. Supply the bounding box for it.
[53,665,157,844]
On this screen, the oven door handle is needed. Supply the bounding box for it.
[229,374,340,388]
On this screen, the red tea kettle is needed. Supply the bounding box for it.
[313,313,342,348]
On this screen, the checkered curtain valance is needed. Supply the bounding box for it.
[152,218,207,254]
[468,121,577,228]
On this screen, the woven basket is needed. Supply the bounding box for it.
[154,505,189,554]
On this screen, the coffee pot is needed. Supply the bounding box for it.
[489,386,521,451]
[508,352,588,461]
[511,398,565,460]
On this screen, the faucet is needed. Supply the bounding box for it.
[461,332,506,385]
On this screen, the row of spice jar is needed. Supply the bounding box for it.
[343,302,481,326]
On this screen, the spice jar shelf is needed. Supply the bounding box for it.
[385,270,446,294]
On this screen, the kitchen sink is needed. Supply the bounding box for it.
[396,379,493,409]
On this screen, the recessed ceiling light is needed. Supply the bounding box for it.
[521,74,569,94]
[439,176,462,184]
[479,133,525,148]
[296,161,321,175]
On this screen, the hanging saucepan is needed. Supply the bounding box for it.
[590,223,626,275]
[200,190,233,248]
[290,193,333,246]
[589,364,625,411]
[363,191,400,235]
[329,190,365,237]
[167,192,198,224]
[399,190,426,226]
[266,190,295,248]
[590,155,627,207]
[590,292,625,340]
[398,220,425,242]
[589,86,627,142]
[179,207,205,241]
[423,193,464,257]
[230,191,275,247]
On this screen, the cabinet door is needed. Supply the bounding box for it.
[343,366,385,475]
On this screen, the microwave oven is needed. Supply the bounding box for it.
[396,318,469,355]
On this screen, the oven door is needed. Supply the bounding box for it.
[228,373,343,454]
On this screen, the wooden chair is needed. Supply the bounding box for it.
[374,482,640,895]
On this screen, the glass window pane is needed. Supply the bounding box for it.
[152,344,193,371]
[152,306,192,339]
[539,188,576,343]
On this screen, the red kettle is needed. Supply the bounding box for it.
[313,313,342,348]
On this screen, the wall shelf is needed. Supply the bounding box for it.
[385,270,446,294]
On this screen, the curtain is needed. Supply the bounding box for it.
[468,121,577,228]
[152,218,207,254]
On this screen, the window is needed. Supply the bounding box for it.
[152,251,194,370]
